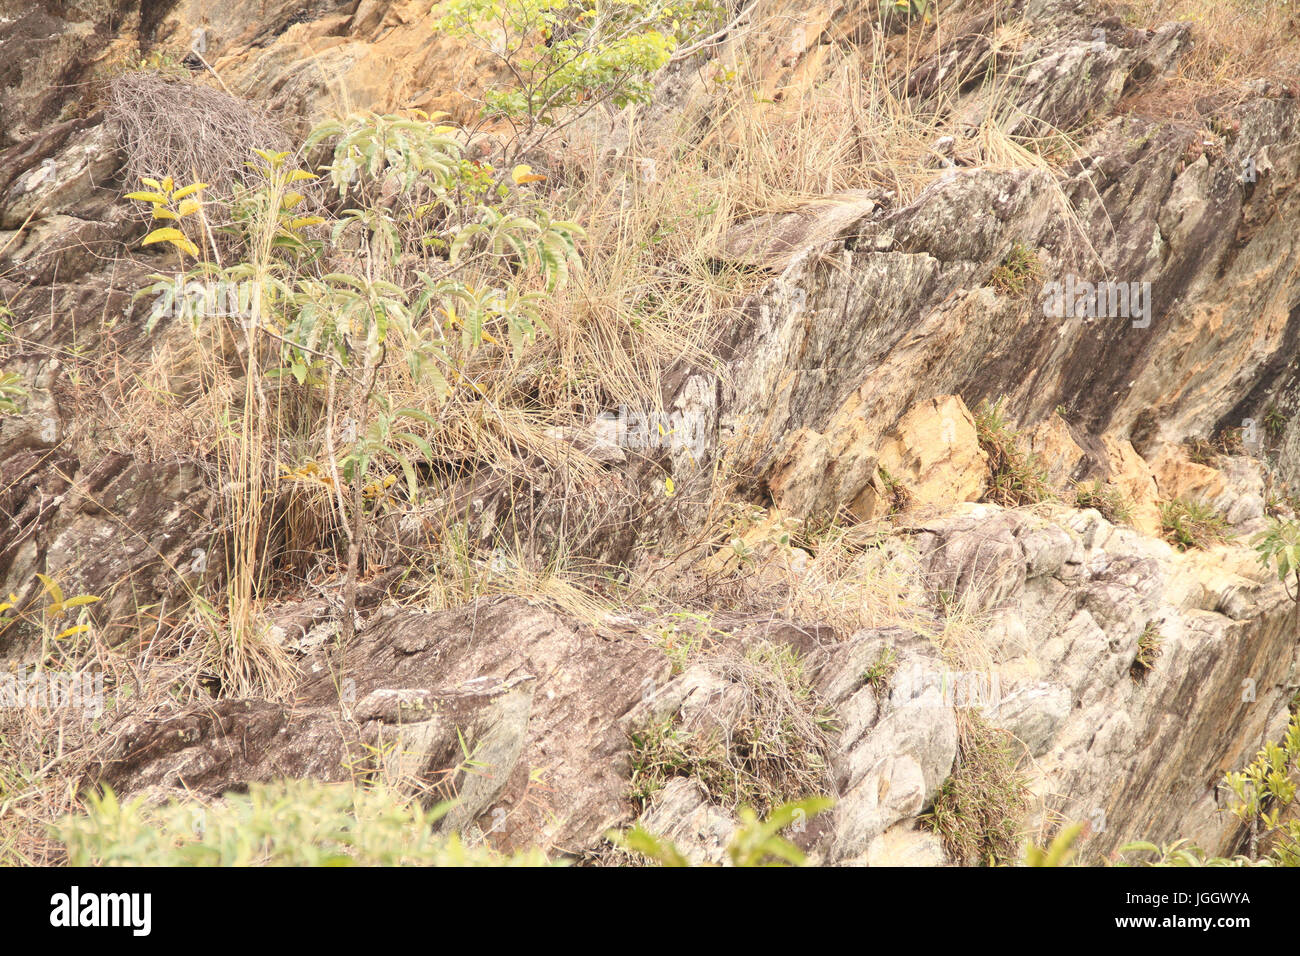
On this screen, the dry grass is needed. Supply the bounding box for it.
[629,640,834,815]
[1114,0,1300,99]
[923,709,1030,865]
[109,72,291,208]
[0,627,209,865]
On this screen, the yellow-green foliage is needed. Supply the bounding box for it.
[611,796,833,866]
[436,0,721,153]
[0,371,26,415]
[1116,712,1300,866]
[1160,497,1231,551]
[57,780,553,866]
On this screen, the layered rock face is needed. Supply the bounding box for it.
[2,0,1299,864]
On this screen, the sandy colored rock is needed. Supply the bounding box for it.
[1101,437,1162,536]
[849,394,988,520]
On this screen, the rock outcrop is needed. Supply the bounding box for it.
[3,0,1299,865]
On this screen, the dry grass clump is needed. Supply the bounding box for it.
[973,398,1057,507]
[1115,0,1300,95]
[629,641,834,815]
[0,631,208,865]
[108,71,291,207]
[923,710,1030,865]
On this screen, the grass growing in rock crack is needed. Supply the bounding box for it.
[627,642,834,816]
[988,242,1043,297]
[863,646,900,695]
[1130,622,1164,682]
[1072,478,1133,525]
[876,465,911,517]
[1160,498,1232,551]
[923,712,1029,866]
[974,398,1056,507]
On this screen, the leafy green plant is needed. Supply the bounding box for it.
[1119,713,1300,867]
[863,646,899,694]
[0,371,26,415]
[1118,839,1259,867]
[126,108,590,659]
[1023,821,1085,867]
[436,0,720,158]
[451,205,585,295]
[306,110,461,201]
[610,796,833,866]
[1221,712,1300,864]
[1253,517,1300,602]
[0,573,103,665]
[125,175,208,258]
[1264,403,1288,441]
[1160,497,1231,551]
[56,779,552,866]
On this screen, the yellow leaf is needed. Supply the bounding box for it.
[664,476,676,497]
[56,624,90,641]
[176,198,201,217]
[36,572,64,606]
[171,182,208,200]
[281,192,306,209]
[511,164,546,185]
[151,208,179,221]
[125,191,170,204]
[141,177,161,189]
[161,175,174,193]
[143,228,199,257]
[142,227,187,246]
[288,216,324,229]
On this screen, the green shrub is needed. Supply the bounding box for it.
[56,779,553,866]
[436,0,721,158]
[1253,517,1300,602]
[1120,712,1300,867]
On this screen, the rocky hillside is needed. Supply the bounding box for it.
[3,0,1300,866]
